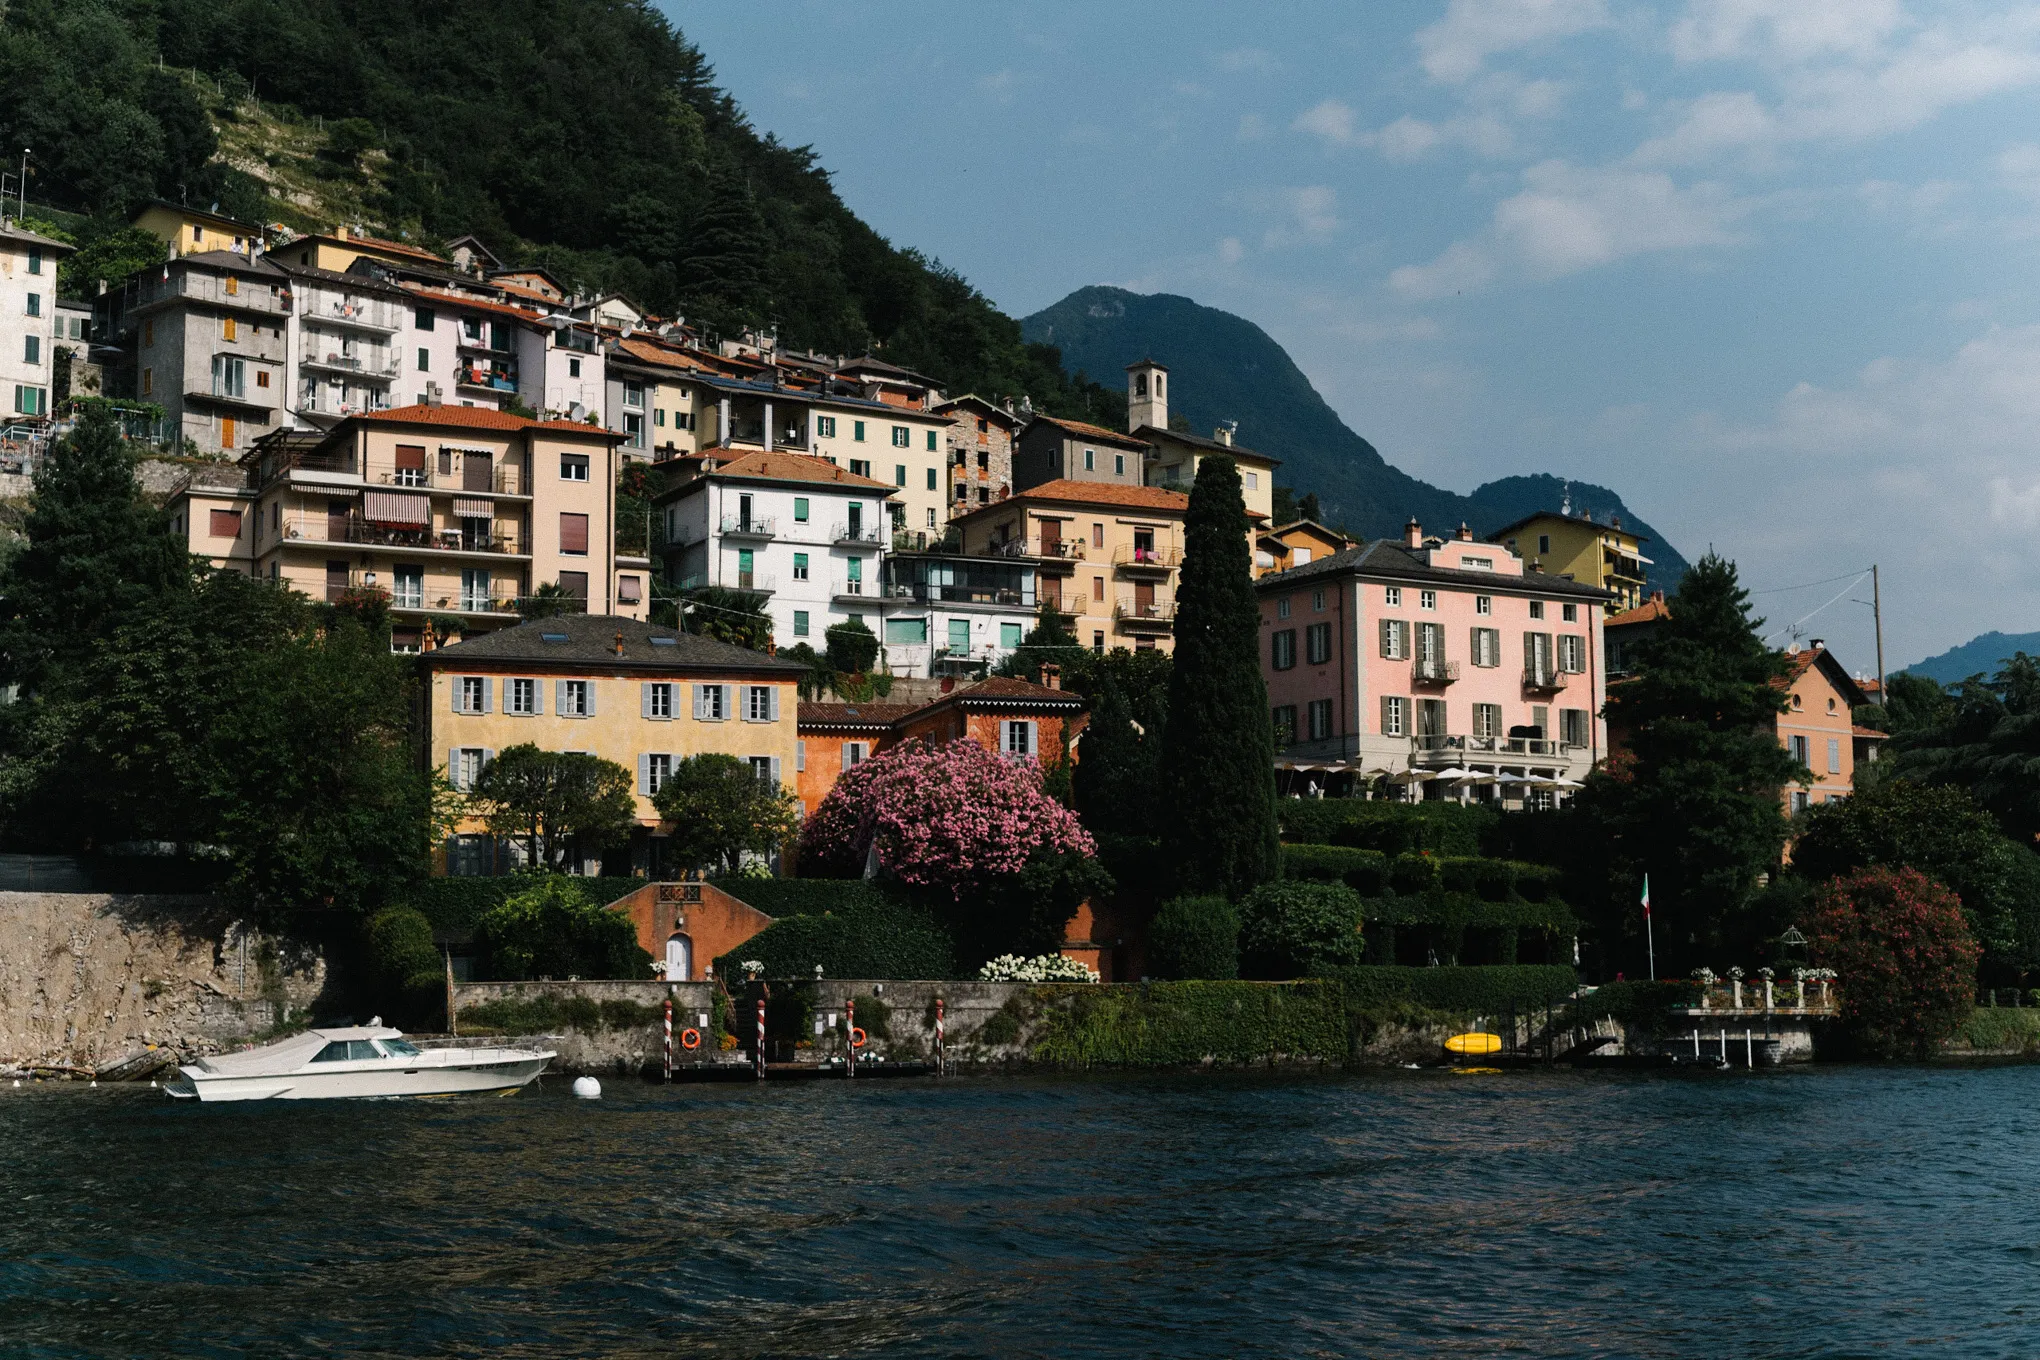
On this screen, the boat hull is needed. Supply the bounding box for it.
[174,1051,553,1103]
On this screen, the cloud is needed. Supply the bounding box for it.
[1293,98,1360,145]
[976,70,1018,104]
[1416,0,1610,83]
[1390,161,1752,297]
[1217,47,1280,75]
[1293,99,1517,161]
[2000,142,2040,198]
[1631,90,1778,165]
[1217,236,1245,264]
[1669,0,1907,66]
[1263,186,1341,247]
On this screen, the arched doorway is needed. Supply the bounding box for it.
[665,933,693,982]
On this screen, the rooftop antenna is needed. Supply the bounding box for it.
[1560,480,1572,517]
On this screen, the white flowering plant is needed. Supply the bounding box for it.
[1691,967,1718,984]
[977,953,1100,983]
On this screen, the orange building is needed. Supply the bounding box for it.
[602,880,775,982]
[1778,644,1871,813]
[1255,518,1352,578]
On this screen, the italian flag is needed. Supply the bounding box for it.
[1641,874,1651,920]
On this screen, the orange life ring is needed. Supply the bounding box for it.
[679,1027,701,1051]
[849,1027,868,1049]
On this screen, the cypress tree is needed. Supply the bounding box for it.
[1157,455,1279,898]
[1073,676,1157,839]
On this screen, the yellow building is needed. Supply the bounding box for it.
[167,403,640,651]
[269,225,453,275]
[132,200,265,258]
[1488,509,1650,612]
[948,479,1189,654]
[420,614,806,876]
[1121,359,1280,526]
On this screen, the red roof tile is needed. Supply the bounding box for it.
[701,449,897,492]
[1030,414,1151,448]
[955,478,1188,516]
[358,404,620,437]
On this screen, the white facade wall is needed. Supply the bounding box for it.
[0,229,66,419]
[289,280,405,422]
[522,325,605,422]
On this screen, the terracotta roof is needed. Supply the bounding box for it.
[493,280,560,304]
[799,679,1085,731]
[1027,414,1151,449]
[676,449,897,493]
[400,283,545,323]
[1852,724,1886,738]
[324,231,448,265]
[934,393,1024,427]
[946,676,1085,706]
[957,478,1188,517]
[798,701,921,728]
[425,614,802,675]
[1257,538,1612,600]
[354,403,621,437]
[1606,593,1672,627]
[616,337,712,373]
[1780,648,1870,708]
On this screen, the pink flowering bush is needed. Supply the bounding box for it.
[800,738,1096,897]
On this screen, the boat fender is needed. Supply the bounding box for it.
[679,1027,701,1050]
[849,1027,868,1049]
[572,1076,601,1100]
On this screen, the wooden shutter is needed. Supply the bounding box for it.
[841,742,854,771]
[638,754,651,796]
[450,678,463,713]
[395,444,425,473]
[555,680,569,716]
[693,684,706,719]
[769,757,782,787]
[480,678,492,714]
[1024,720,1038,761]
[585,681,597,717]
[796,740,806,772]
[641,683,653,718]
[531,679,544,716]
[559,512,589,554]
[768,686,780,721]
[447,747,462,790]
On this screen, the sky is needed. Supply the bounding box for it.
[666,0,2040,674]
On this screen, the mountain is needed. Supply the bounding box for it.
[1905,632,2040,684]
[1023,286,1689,594]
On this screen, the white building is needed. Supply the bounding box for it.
[875,551,1041,678]
[0,221,74,422]
[656,450,896,649]
[275,262,410,425]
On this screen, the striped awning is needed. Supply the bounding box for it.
[453,497,493,519]
[362,490,429,525]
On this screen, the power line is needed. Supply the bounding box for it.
[1762,570,1871,645]
[1749,568,1876,596]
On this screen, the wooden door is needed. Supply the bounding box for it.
[327,499,352,542]
[1039,517,1060,555]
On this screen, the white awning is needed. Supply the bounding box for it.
[362,490,429,526]
[453,497,493,519]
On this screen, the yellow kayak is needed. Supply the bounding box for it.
[1444,1032,1503,1056]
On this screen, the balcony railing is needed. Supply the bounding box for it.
[303,352,401,379]
[378,466,524,495]
[1523,666,1570,693]
[720,515,777,539]
[831,523,882,547]
[259,448,355,484]
[892,529,964,553]
[129,271,291,317]
[887,582,1033,608]
[308,297,402,332]
[832,578,871,601]
[287,517,526,556]
[1113,543,1182,570]
[456,363,519,392]
[1412,657,1460,685]
[1413,734,1564,757]
[996,537,1086,563]
[1114,597,1176,629]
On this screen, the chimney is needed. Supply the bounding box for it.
[1610,513,1623,530]
[614,631,625,657]
[336,224,348,241]
[1213,421,1235,447]
[1040,662,1062,691]
[1810,638,1824,653]
[1403,518,1422,549]
[1456,522,1472,541]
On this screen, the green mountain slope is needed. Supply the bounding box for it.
[1025,286,1688,592]
[1905,631,2040,684]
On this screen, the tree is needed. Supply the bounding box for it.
[471,745,637,872]
[476,876,650,981]
[1888,654,2040,843]
[652,753,800,874]
[1156,454,1279,899]
[1853,670,1951,737]
[1237,881,1364,978]
[994,599,1085,680]
[325,117,380,164]
[1072,673,1162,839]
[518,581,581,620]
[824,616,880,674]
[1807,867,1980,1059]
[680,586,773,651]
[1148,896,1241,979]
[678,151,772,325]
[1576,554,1802,974]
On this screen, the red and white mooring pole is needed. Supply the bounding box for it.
[755,997,767,1079]
[935,996,945,1077]
[846,997,857,1079]
[663,997,673,1082]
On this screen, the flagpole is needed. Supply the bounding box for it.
[1643,874,1655,982]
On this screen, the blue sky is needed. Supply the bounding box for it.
[668,1,2040,673]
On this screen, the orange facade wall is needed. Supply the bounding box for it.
[605,880,773,981]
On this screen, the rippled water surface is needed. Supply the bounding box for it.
[4,1065,2039,1357]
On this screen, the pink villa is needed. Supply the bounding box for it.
[1257,520,1611,801]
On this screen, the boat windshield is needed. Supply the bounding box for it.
[377,1038,422,1057]
[311,1040,384,1062]
[310,1042,351,1063]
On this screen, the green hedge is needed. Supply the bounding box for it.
[1282,845,1390,893]
[713,901,957,980]
[458,993,660,1036]
[1277,800,1496,855]
[1359,891,1577,933]
[401,876,645,935]
[1568,980,1702,1036]
[709,876,902,918]
[1026,981,1349,1065]
[1327,964,1578,1016]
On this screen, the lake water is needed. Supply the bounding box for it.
[4,1065,2037,1358]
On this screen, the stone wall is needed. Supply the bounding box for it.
[0,892,326,1076]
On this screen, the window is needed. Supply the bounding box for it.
[143,319,154,347]
[1001,622,1023,648]
[1114,452,1125,476]
[568,358,582,378]
[508,678,538,715]
[792,552,810,581]
[223,318,237,343]
[926,467,937,491]
[459,568,491,612]
[1271,629,1297,670]
[1385,586,1402,607]
[1460,556,1492,570]
[22,335,38,365]
[558,570,589,601]
[1002,719,1037,761]
[895,464,907,487]
[1563,603,1578,622]
[644,682,674,720]
[1272,705,1298,747]
[818,416,836,438]
[1789,734,1810,764]
[646,753,673,795]
[1470,627,1500,667]
[948,618,970,651]
[623,413,644,447]
[793,610,810,637]
[210,354,243,397]
[1559,635,1586,673]
[417,347,430,373]
[1419,590,1436,610]
[850,459,871,479]
[623,381,643,409]
[1092,630,1105,654]
[1277,597,1291,619]
[141,368,153,396]
[456,676,490,714]
[1092,575,1104,602]
[1476,595,1492,616]
[792,497,810,524]
[842,741,869,770]
[1473,703,1501,739]
[1529,600,1545,620]
[853,421,866,442]
[416,307,436,331]
[891,426,909,448]
[1538,534,1550,554]
[209,508,242,537]
[746,685,776,722]
[1791,790,1810,814]
[1245,471,1259,490]
[1083,448,1095,471]
[619,575,641,605]
[558,513,590,556]
[24,292,39,318]
[1418,698,1447,738]
[1307,698,1333,742]
[885,617,928,644]
[256,370,270,389]
[1312,589,1325,611]
[1305,623,1332,665]
[695,684,728,721]
[1380,696,1407,737]
[1563,709,1590,748]
[1092,522,1104,548]
[560,453,589,481]
[1827,738,1842,774]
[393,563,422,609]
[1378,618,1409,660]
[26,246,41,275]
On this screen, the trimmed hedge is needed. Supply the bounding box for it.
[713,901,957,980]
[459,993,660,1036]
[1282,845,1390,894]
[1277,800,1496,855]
[401,876,645,935]
[1360,891,1577,933]
[709,876,902,918]
[1027,981,1349,1065]
[1328,964,1578,1016]
[1148,896,1241,980]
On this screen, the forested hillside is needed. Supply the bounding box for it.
[0,0,1118,421]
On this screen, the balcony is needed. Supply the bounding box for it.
[1523,666,1570,694]
[720,515,777,541]
[285,517,528,557]
[377,466,525,496]
[456,362,519,393]
[1413,734,1563,758]
[1412,657,1460,686]
[186,383,274,415]
[307,297,402,334]
[1113,543,1182,573]
[729,572,777,595]
[1114,597,1176,632]
[832,578,872,603]
[302,351,400,381]
[994,536,1085,571]
[127,271,291,319]
[831,523,883,548]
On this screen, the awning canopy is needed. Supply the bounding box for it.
[453,497,493,519]
[362,490,429,526]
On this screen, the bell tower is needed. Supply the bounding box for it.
[1125,358,1168,433]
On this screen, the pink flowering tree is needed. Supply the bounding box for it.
[800,739,1108,961]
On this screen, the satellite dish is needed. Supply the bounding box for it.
[568,402,587,422]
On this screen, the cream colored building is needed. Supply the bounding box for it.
[0,221,73,420]
[420,614,806,876]
[1123,360,1279,526]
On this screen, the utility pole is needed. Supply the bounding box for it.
[1872,563,1886,706]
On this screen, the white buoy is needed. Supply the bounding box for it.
[572,1076,601,1100]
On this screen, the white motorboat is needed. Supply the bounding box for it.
[164,1023,554,1103]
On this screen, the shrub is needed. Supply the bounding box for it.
[475,876,651,981]
[1282,845,1389,894]
[1328,964,1579,1017]
[400,876,643,936]
[1567,979,1701,1035]
[709,876,900,918]
[1277,800,1496,855]
[1807,866,1980,1059]
[979,954,1099,982]
[1238,881,1365,978]
[1388,852,1437,895]
[712,900,956,980]
[1027,980,1349,1065]
[1147,896,1241,980]
[364,905,442,1027]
